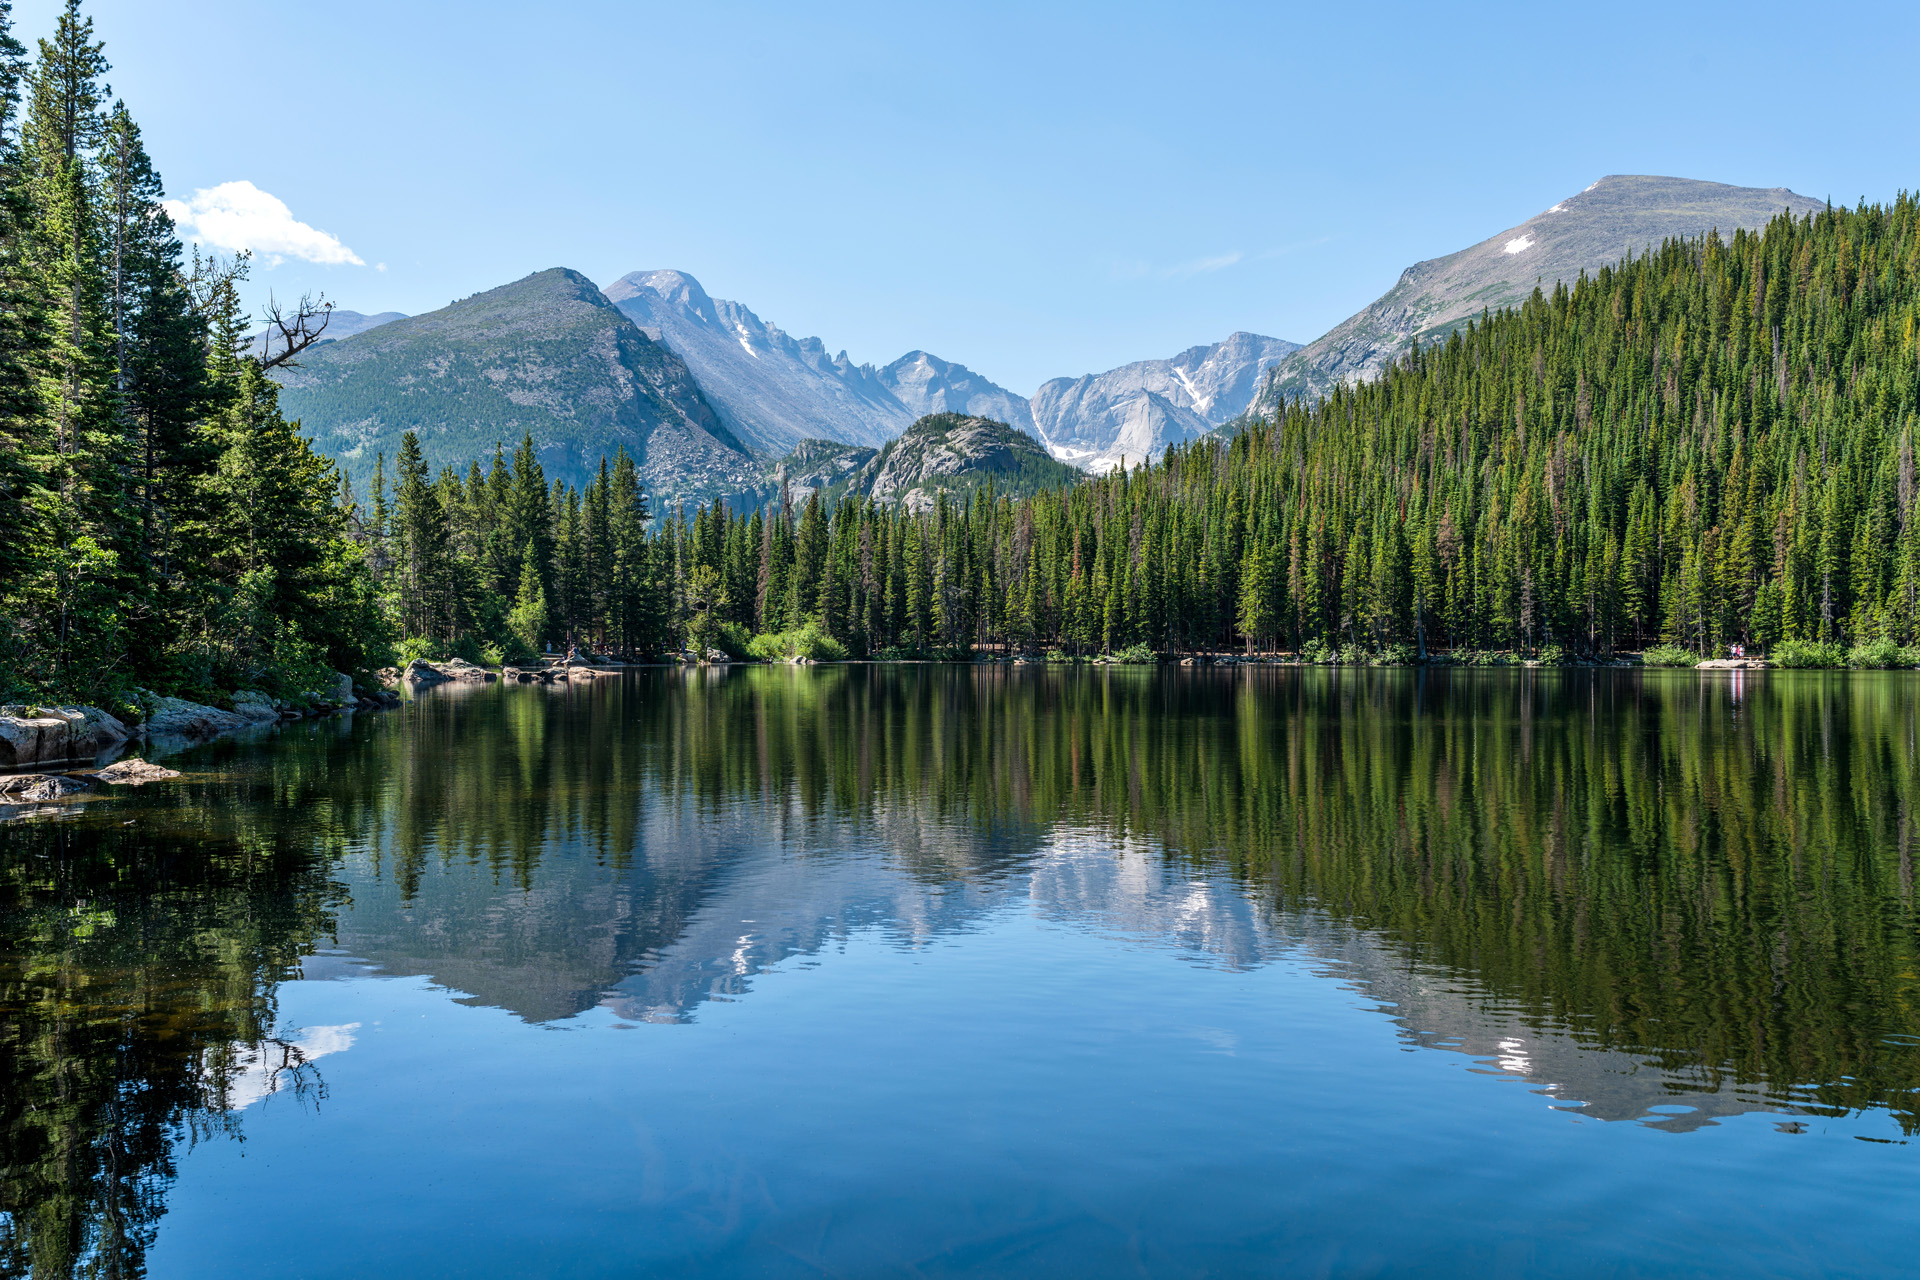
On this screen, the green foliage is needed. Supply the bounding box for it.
[1847,638,1920,668]
[1110,641,1157,664]
[1299,638,1335,664]
[395,636,438,666]
[1641,645,1701,668]
[747,620,846,663]
[1772,638,1847,668]
[1536,643,1569,666]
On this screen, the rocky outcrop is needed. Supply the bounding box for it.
[92,758,181,784]
[0,705,130,767]
[391,658,495,688]
[141,696,256,741]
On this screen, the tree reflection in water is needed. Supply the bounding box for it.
[2,666,1918,1275]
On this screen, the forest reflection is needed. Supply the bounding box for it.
[4,666,1919,1275]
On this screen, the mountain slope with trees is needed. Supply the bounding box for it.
[1249,175,1828,413]
[275,268,756,506]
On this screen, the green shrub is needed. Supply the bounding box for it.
[395,636,437,666]
[1771,638,1846,668]
[1043,648,1075,664]
[1299,638,1334,664]
[1373,642,1415,666]
[747,621,846,663]
[1641,644,1700,668]
[1846,637,1920,668]
[715,621,754,661]
[1536,642,1568,666]
[1336,642,1368,665]
[1111,642,1157,664]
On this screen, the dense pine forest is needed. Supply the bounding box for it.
[0,1,379,709]
[6,1,1920,709]
[454,186,1920,667]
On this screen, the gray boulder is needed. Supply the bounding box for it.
[403,659,451,686]
[142,696,250,741]
[0,705,130,766]
[231,691,282,722]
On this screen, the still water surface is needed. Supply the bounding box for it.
[5,667,1920,1277]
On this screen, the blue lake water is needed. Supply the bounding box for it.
[5,667,1920,1277]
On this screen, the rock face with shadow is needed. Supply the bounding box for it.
[0,705,128,767]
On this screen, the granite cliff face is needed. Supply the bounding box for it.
[875,350,1036,435]
[1246,175,1827,415]
[1030,331,1299,472]
[607,270,1035,457]
[604,269,914,453]
[274,268,757,507]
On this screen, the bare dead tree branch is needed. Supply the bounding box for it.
[258,290,334,369]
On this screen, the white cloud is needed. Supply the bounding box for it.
[162,180,363,267]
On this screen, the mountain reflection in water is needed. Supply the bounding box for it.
[4,665,1919,1275]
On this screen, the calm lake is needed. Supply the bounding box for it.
[5,666,1920,1277]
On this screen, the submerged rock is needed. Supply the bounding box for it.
[0,772,97,801]
[92,758,182,785]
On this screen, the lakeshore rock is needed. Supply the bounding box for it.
[141,696,251,741]
[0,705,130,767]
[1695,658,1770,670]
[403,659,452,686]
[231,690,282,722]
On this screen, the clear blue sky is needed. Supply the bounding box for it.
[19,0,1920,394]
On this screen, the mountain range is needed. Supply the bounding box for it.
[272,174,1826,508]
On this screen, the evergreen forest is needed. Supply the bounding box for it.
[6,0,1920,710]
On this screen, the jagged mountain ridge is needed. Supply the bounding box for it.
[605,270,1038,455]
[274,268,757,506]
[604,269,913,452]
[605,268,1298,474]
[1247,174,1828,415]
[1030,331,1299,472]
